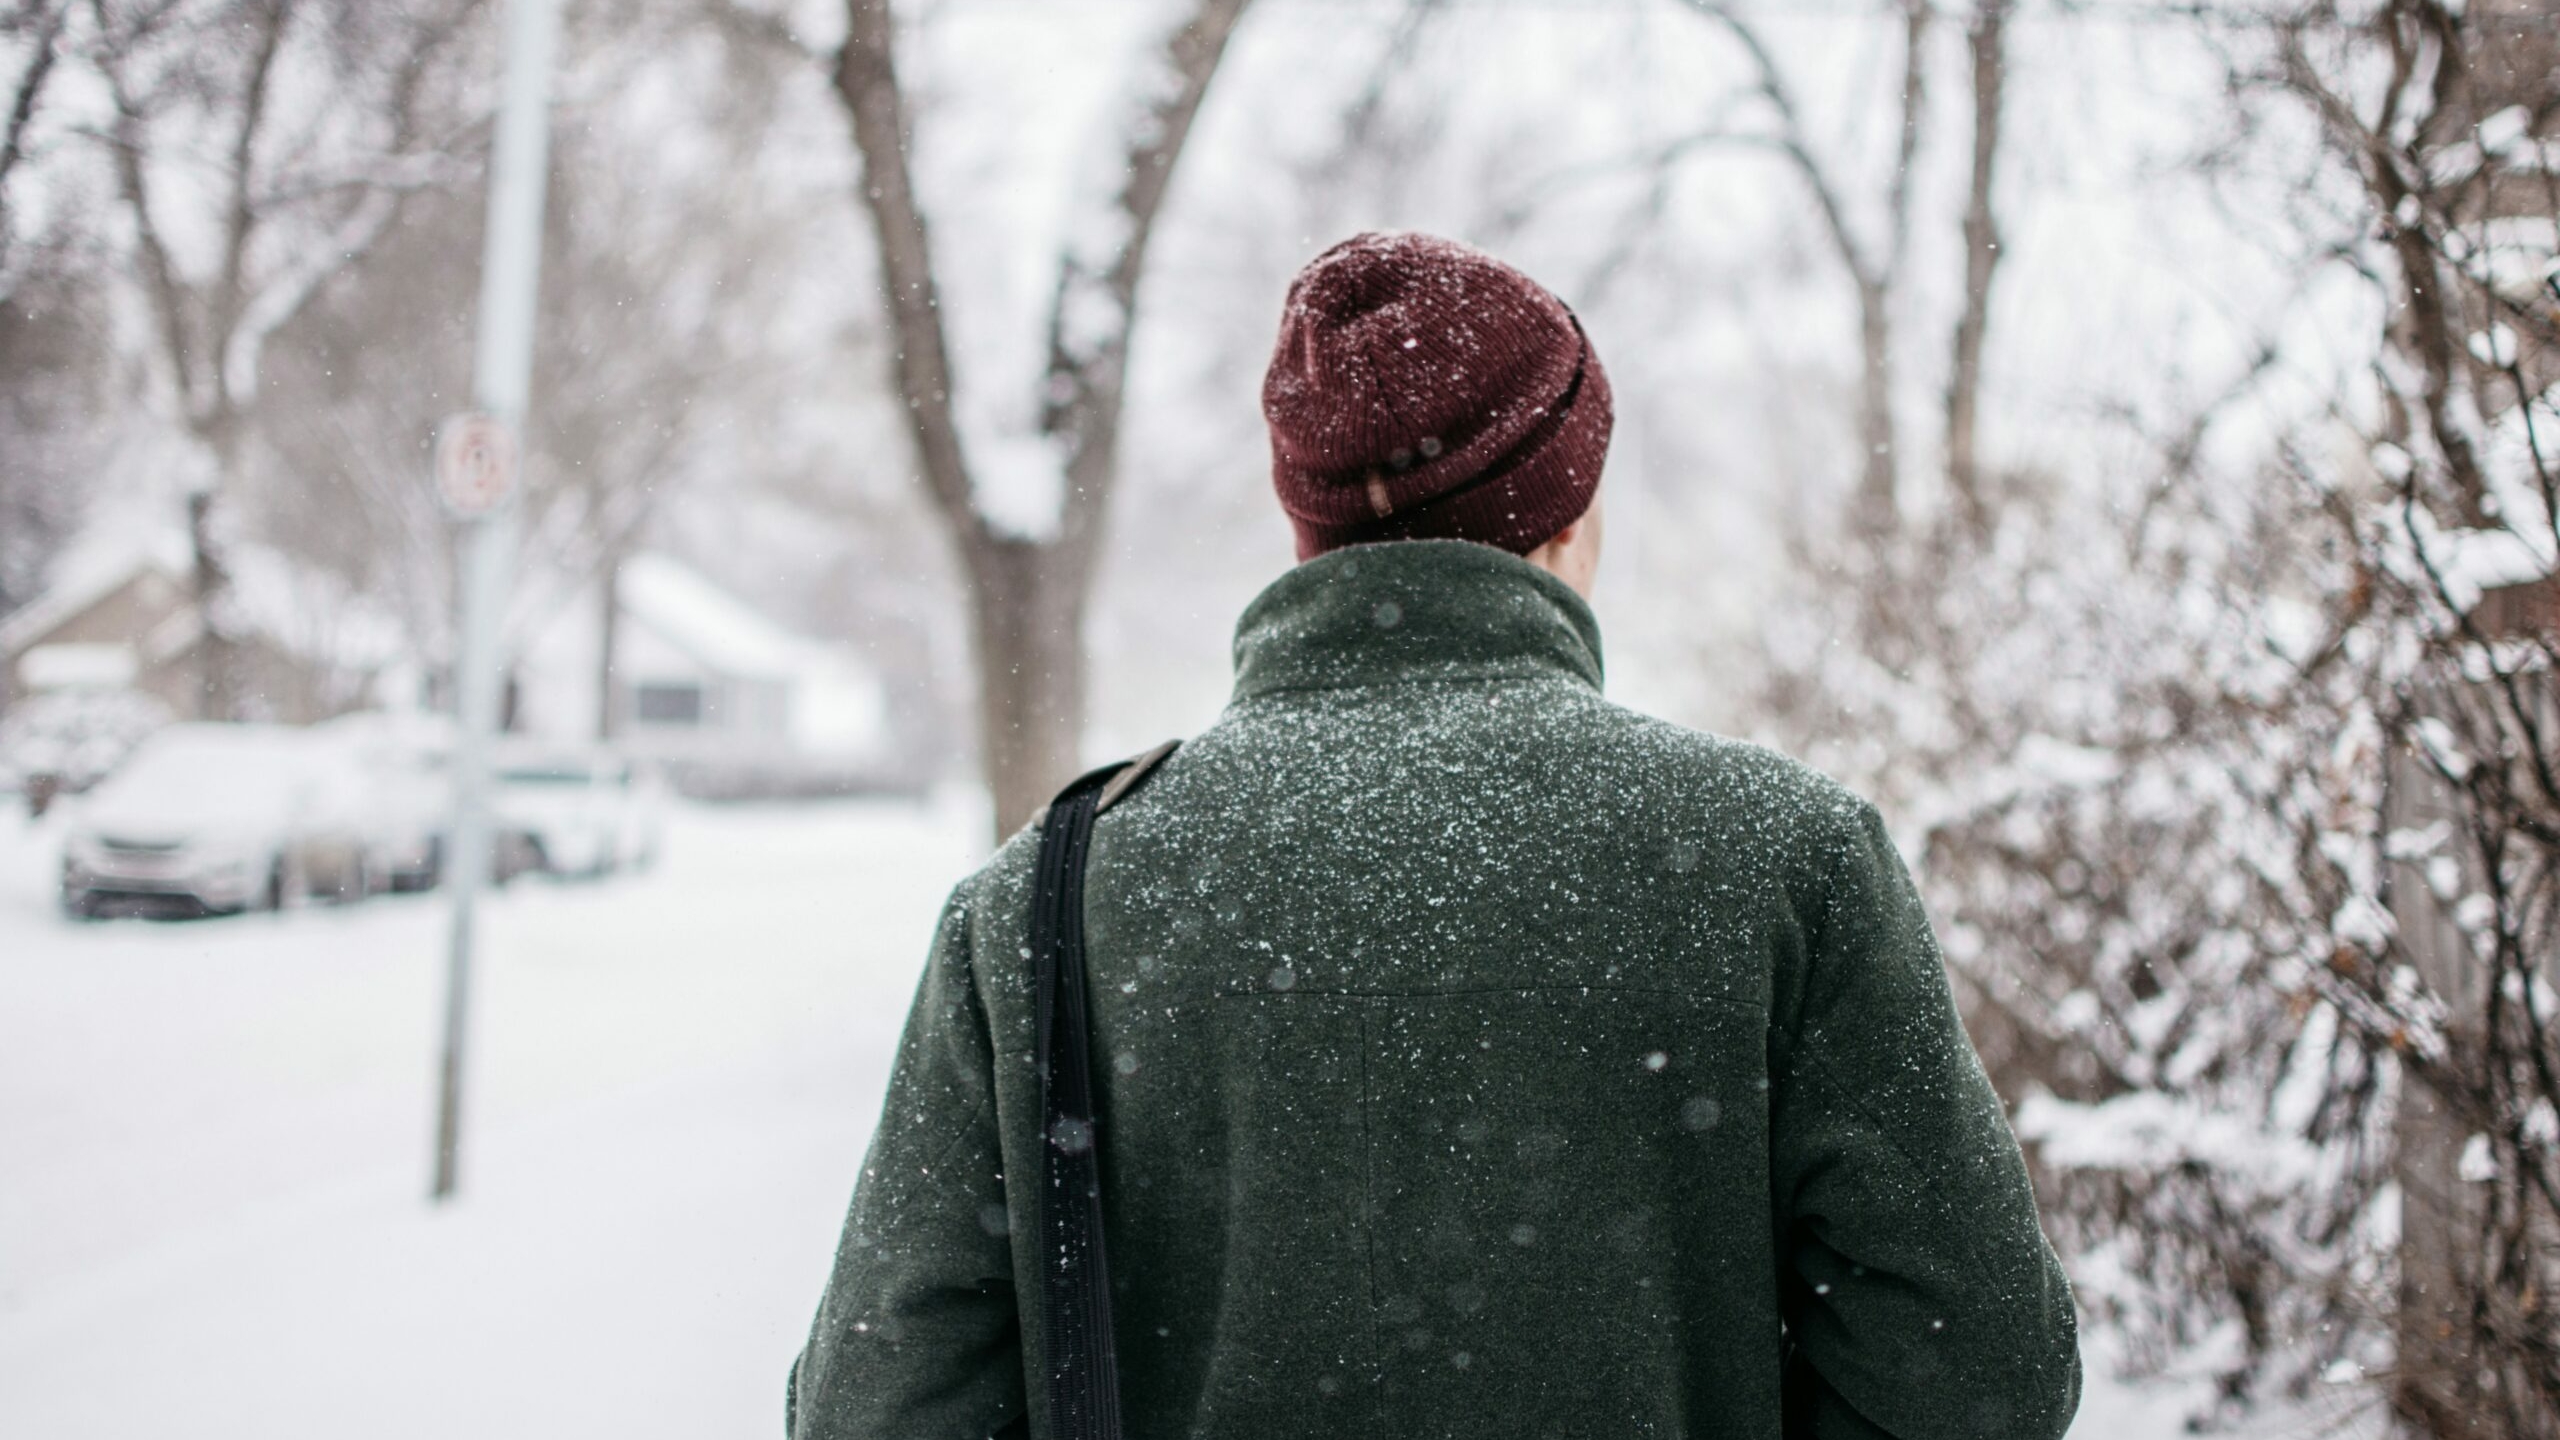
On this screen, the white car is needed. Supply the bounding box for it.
[492,745,660,879]
[314,711,455,893]
[59,724,372,918]
[605,753,667,874]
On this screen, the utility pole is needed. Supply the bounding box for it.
[432,0,560,1203]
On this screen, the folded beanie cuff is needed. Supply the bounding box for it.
[1283,320,1611,559]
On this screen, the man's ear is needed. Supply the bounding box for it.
[1530,516,1582,559]
[1523,494,1603,598]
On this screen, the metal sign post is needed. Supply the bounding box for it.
[432,0,560,1204]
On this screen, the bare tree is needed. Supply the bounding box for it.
[1679,0,1932,533]
[813,0,1255,835]
[0,260,98,624]
[253,12,793,720]
[76,0,476,718]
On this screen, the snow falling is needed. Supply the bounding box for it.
[5,0,2559,1436]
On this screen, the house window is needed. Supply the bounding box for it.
[634,681,705,726]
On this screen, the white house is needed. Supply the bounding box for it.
[516,553,891,795]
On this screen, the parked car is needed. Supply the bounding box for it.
[313,711,454,893]
[59,724,371,918]
[491,744,662,879]
[309,711,565,890]
[606,753,668,874]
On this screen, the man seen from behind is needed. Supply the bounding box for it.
[790,230,2084,1440]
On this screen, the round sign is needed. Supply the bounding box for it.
[436,412,517,517]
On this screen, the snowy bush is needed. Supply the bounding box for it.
[0,688,175,796]
[1747,5,2560,1429]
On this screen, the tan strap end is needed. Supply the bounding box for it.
[1095,737,1181,815]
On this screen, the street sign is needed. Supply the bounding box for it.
[435,411,517,518]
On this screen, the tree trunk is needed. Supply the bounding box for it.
[2391,1065,2488,1434]
[1855,273,1897,530]
[597,549,623,741]
[1945,0,2007,533]
[1683,1,1910,537]
[2383,727,2493,1433]
[186,425,246,722]
[967,538,1085,837]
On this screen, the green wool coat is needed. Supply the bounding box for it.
[790,538,2082,1440]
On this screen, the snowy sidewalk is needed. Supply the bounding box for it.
[0,797,978,1440]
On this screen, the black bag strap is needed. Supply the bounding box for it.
[1029,739,1178,1440]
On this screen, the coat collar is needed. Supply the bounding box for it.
[1229,538,1606,703]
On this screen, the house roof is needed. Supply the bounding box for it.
[0,543,191,658]
[0,530,405,675]
[618,553,845,683]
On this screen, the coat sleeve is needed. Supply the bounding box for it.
[1768,799,2082,1440]
[788,881,1028,1440]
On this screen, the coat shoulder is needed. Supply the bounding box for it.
[957,819,1043,929]
[1587,698,1876,838]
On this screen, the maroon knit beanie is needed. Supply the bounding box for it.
[1263,231,1612,560]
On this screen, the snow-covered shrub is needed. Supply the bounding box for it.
[0,689,175,796]
[1748,2,2560,1425]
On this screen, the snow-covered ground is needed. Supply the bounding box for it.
[0,796,980,1439]
[0,795,2217,1438]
